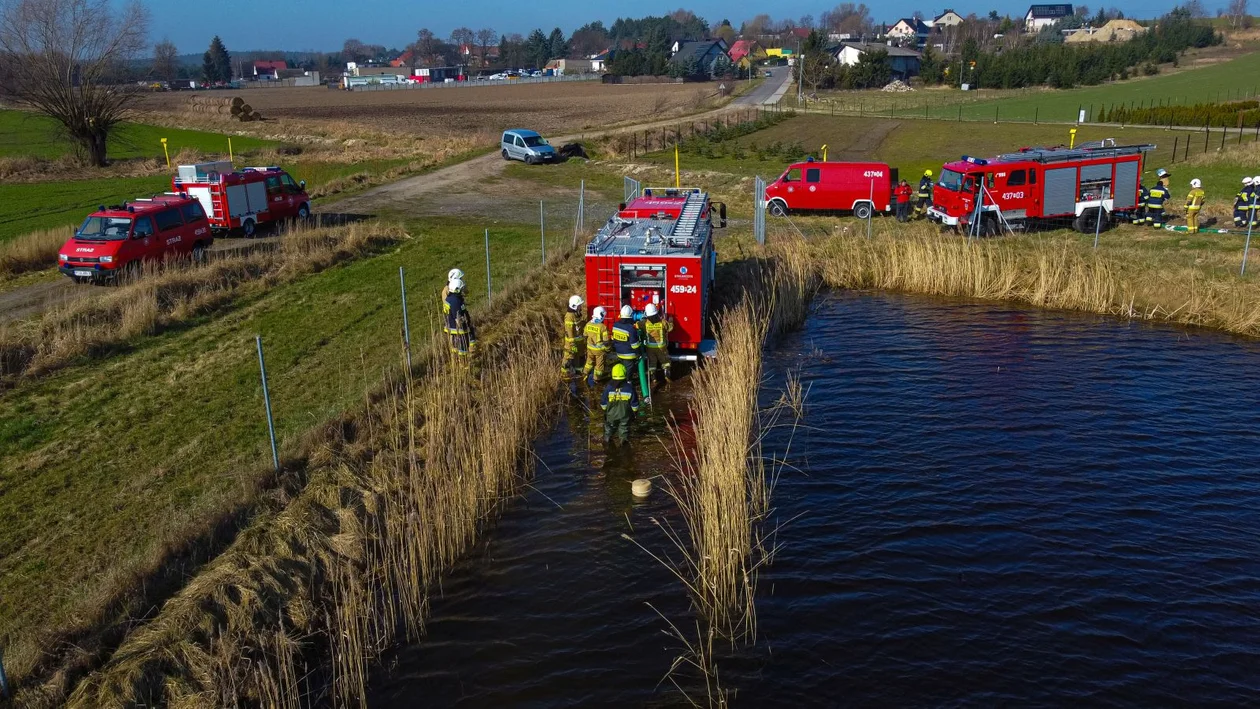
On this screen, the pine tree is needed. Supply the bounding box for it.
[547,28,568,60]
[202,35,231,84]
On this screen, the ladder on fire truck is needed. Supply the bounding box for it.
[670,191,706,242]
[994,141,1153,165]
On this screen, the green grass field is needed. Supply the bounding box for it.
[0,215,558,669]
[813,50,1260,124]
[0,109,277,160]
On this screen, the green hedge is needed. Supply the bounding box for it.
[1101,99,1260,127]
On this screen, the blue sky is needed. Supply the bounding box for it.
[151,0,1227,52]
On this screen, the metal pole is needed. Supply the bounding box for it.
[399,266,412,372]
[866,180,873,239]
[1172,136,1179,163]
[540,200,545,264]
[1093,186,1106,249]
[1244,195,1256,275]
[255,335,279,472]
[485,228,492,304]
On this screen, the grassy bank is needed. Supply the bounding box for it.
[0,214,564,702]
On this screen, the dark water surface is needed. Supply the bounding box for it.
[370,292,1260,707]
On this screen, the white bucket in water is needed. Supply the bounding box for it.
[632,479,652,497]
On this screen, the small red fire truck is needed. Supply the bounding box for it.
[927,140,1155,234]
[764,159,895,218]
[584,187,725,361]
[58,194,213,283]
[172,162,310,237]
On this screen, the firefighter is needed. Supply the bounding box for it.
[562,294,585,376]
[599,363,640,446]
[1234,177,1253,227]
[611,304,643,386]
[440,267,464,303]
[894,179,913,222]
[443,277,477,359]
[582,306,610,384]
[1132,182,1149,225]
[915,169,934,218]
[639,302,674,384]
[1185,178,1206,234]
[1249,175,1260,228]
[1145,179,1168,228]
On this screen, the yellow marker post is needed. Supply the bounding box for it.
[674,142,680,188]
[228,137,234,164]
[821,143,828,161]
[160,137,170,168]
[1069,128,1078,149]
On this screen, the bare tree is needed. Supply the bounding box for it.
[342,38,367,63]
[414,28,439,67]
[1229,0,1250,27]
[153,37,178,83]
[0,0,149,167]
[475,27,496,66]
[449,26,474,52]
[1185,0,1208,17]
[821,3,873,36]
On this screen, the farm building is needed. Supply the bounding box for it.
[252,60,287,80]
[543,58,595,75]
[835,42,922,80]
[1064,18,1147,43]
[1025,4,1074,31]
[887,18,931,43]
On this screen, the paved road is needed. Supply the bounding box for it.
[734,69,795,106]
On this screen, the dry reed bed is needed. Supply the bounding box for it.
[0,220,406,382]
[42,257,581,708]
[0,225,73,276]
[808,223,1260,337]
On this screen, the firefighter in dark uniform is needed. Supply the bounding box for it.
[1249,175,1260,228]
[600,363,640,445]
[639,302,674,384]
[583,306,610,384]
[443,277,477,359]
[915,169,934,218]
[1145,178,1169,228]
[562,294,585,376]
[1132,182,1149,225]
[1233,177,1252,228]
[611,304,642,387]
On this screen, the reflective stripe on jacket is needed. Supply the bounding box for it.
[584,321,609,350]
[611,318,641,359]
[1186,188,1205,210]
[1146,187,1167,208]
[641,316,672,348]
[564,309,584,344]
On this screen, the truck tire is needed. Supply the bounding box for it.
[501,149,510,161]
[242,219,257,238]
[853,202,873,220]
[296,203,310,221]
[192,242,207,264]
[1074,207,1108,234]
[768,200,789,217]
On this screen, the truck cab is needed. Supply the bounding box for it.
[58,194,213,283]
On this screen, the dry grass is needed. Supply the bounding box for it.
[0,225,73,276]
[0,220,407,382]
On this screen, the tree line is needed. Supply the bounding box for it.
[1101,99,1260,127]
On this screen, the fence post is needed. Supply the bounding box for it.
[1034,106,1039,124]
[1172,136,1179,163]
[540,200,546,264]
[255,335,279,473]
[1244,195,1256,275]
[399,266,412,372]
[1222,127,1228,151]
[1205,124,1210,153]
[485,229,492,304]
[1184,135,1190,161]
[958,104,962,122]
[995,105,999,123]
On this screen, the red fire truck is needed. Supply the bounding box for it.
[764,159,895,218]
[172,162,310,237]
[58,194,213,283]
[584,187,725,361]
[927,141,1155,234]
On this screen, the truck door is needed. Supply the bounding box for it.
[998,168,1034,218]
[803,165,823,210]
[780,167,803,210]
[265,175,285,212]
[122,216,156,268]
[180,200,211,250]
[152,208,186,261]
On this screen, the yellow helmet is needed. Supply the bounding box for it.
[611,363,627,380]
[924,169,934,177]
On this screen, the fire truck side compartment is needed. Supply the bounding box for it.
[1113,161,1139,210]
[1043,167,1077,216]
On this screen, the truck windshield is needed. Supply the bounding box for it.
[76,216,133,240]
[522,135,547,147]
[938,169,964,192]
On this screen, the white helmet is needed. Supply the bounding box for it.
[1252,175,1260,184]
[1245,177,1254,186]
[568,294,583,309]
[592,306,607,323]
[644,303,659,317]
[620,304,633,319]
[1190,178,1202,189]
[448,268,464,281]
[448,277,464,293]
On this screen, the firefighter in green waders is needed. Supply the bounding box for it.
[1185,178,1205,234]
[639,302,674,385]
[611,304,642,389]
[915,169,934,218]
[443,277,477,361]
[562,294,585,376]
[583,306,610,385]
[600,363,640,445]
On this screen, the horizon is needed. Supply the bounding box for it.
[145,0,1228,54]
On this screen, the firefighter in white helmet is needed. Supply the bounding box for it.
[441,268,465,303]
[1185,178,1205,234]
[562,294,586,376]
[638,302,674,384]
[582,306,610,384]
[1234,177,1253,227]
[611,304,643,388]
[443,277,477,360]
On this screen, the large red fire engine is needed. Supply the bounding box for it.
[927,140,1155,234]
[172,162,310,237]
[584,187,725,361]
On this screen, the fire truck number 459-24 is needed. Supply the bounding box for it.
[671,285,698,294]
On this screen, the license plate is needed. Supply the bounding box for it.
[73,270,93,277]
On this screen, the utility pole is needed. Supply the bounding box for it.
[796,37,804,104]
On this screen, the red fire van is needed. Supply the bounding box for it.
[764,159,896,218]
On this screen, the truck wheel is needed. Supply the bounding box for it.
[192,242,207,264]
[1074,208,1108,234]
[853,202,873,220]
[122,260,141,283]
[501,149,510,161]
[296,203,311,221]
[768,200,789,217]
[242,219,257,238]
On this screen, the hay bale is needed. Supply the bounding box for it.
[231,96,244,108]
[240,104,252,114]
[230,104,243,116]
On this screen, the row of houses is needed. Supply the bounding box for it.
[883,4,1076,44]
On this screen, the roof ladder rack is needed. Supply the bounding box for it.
[670,191,706,239]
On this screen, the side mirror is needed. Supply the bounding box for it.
[618,202,626,211]
[299,180,306,189]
